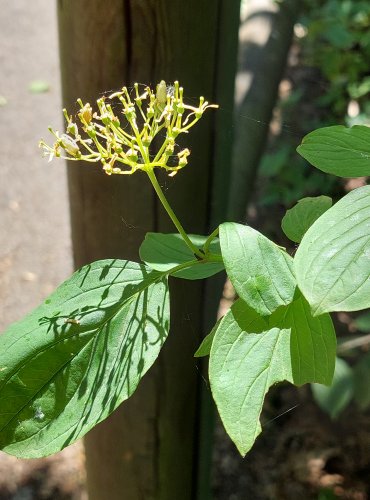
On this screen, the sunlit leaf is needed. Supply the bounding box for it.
[297,125,370,177]
[294,185,370,315]
[281,196,332,243]
[0,260,169,458]
[219,223,296,316]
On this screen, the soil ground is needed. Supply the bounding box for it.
[212,385,370,500]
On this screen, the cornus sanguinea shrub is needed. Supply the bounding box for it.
[1,82,369,458]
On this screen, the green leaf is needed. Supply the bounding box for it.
[297,125,370,177]
[139,232,224,280]
[274,291,336,386]
[353,352,370,410]
[294,185,370,316]
[194,318,221,357]
[209,300,289,456]
[312,357,354,419]
[353,311,370,332]
[219,223,296,316]
[281,196,333,243]
[209,293,335,456]
[0,259,169,458]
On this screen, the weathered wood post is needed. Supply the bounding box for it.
[58,1,240,498]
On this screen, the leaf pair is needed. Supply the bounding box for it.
[294,185,370,315]
[209,293,336,456]
[281,186,370,316]
[294,125,370,316]
[208,222,335,455]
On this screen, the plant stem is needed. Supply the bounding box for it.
[146,168,205,259]
[203,227,219,255]
[165,255,222,278]
[166,259,200,276]
[206,252,223,262]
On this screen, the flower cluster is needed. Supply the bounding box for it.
[39,81,218,176]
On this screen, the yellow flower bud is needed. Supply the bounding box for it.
[79,103,92,124]
[156,80,167,108]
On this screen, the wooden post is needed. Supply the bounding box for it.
[57,1,240,498]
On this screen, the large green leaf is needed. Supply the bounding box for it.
[294,185,370,316]
[209,293,335,456]
[0,260,169,458]
[139,232,224,280]
[281,196,332,243]
[219,223,296,316]
[297,125,370,177]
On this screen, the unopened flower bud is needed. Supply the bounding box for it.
[156,80,167,110]
[102,162,112,175]
[101,114,111,126]
[67,122,78,135]
[60,134,79,156]
[126,148,138,162]
[124,106,136,121]
[79,103,93,124]
[178,148,190,167]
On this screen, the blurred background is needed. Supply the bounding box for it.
[0,0,369,499]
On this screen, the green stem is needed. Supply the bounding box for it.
[166,259,200,276]
[205,252,223,262]
[203,227,219,255]
[164,255,222,277]
[146,168,205,259]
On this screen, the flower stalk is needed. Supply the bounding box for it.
[40,81,218,257]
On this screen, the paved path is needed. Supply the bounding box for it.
[0,3,85,497]
[0,0,72,331]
